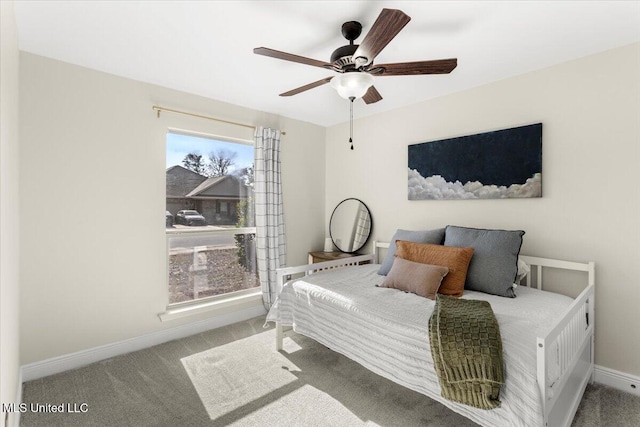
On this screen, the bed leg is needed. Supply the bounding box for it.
[590,334,596,384]
[276,322,283,351]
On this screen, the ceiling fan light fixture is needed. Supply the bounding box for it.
[330,73,374,100]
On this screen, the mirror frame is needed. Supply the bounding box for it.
[329,198,373,253]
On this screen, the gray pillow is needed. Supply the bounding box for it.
[444,225,525,297]
[378,228,445,275]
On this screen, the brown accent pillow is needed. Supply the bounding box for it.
[395,240,474,297]
[380,257,449,300]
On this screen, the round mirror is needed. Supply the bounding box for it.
[329,198,372,253]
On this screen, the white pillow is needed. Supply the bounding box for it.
[515,258,530,284]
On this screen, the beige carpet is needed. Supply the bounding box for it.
[181,329,473,426]
[20,316,640,426]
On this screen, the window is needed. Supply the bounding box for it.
[166,131,258,306]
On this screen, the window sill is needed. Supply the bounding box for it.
[158,289,263,322]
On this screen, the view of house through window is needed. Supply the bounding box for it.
[166,132,258,305]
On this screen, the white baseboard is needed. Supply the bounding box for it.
[20,304,266,382]
[595,365,640,397]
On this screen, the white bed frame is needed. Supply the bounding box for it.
[274,242,595,427]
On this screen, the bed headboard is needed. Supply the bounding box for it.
[373,241,390,264]
[518,255,595,290]
[372,241,595,292]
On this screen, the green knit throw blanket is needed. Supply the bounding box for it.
[429,295,505,410]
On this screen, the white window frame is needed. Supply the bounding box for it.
[161,129,259,321]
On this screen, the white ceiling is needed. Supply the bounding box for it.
[13,1,640,127]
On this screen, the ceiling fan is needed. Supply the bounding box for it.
[254,8,458,104]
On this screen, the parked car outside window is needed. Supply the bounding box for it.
[175,210,207,226]
[166,211,174,227]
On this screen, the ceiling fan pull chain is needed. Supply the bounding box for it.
[349,97,354,150]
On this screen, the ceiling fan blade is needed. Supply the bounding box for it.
[279,77,333,97]
[353,9,411,67]
[254,47,333,69]
[362,86,383,104]
[372,58,458,76]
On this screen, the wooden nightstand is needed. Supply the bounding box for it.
[308,251,369,264]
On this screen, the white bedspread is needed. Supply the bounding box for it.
[266,264,574,427]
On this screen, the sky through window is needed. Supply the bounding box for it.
[166,133,254,174]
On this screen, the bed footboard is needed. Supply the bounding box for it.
[520,256,595,427]
[273,254,375,351]
[275,254,375,297]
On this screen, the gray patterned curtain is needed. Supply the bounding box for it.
[254,127,286,309]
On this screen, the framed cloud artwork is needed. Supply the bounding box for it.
[408,123,542,200]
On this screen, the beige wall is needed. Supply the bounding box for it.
[19,53,325,364]
[326,43,640,376]
[14,35,640,379]
[1,1,21,425]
